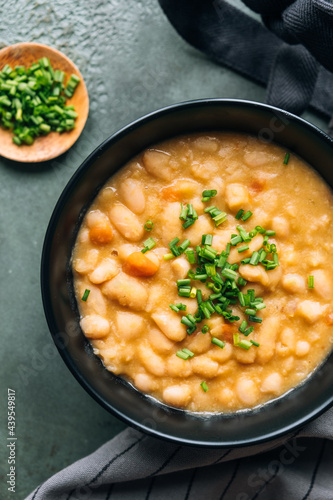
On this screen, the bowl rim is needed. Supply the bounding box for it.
[41,98,333,447]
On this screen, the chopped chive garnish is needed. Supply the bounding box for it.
[182,348,195,358]
[244,326,254,336]
[169,304,179,312]
[230,235,242,246]
[238,339,252,350]
[178,288,191,297]
[308,275,314,289]
[255,226,266,234]
[202,189,217,202]
[250,340,260,347]
[181,316,195,328]
[201,325,209,334]
[185,249,196,264]
[250,251,260,266]
[221,268,237,280]
[233,333,240,346]
[0,61,80,145]
[179,203,188,221]
[283,152,290,165]
[141,237,156,253]
[190,287,197,298]
[169,237,180,248]
[241,257,251,265]
[163,253,174,261]
[265,230,275,236]
[237,277,247,286]
[179,239,191,253]
[175,303,187,311]
[81,289,90,301]
[211,337,225,349]
[241,211,253,221]
[177,278,191,287]
[235,209,244,220]
[200,381,209,392]
[238,244,249,253]
[144,220,154,231]
[248,315,263,323]
[202,234,213,246]
[239,320,248,333]
[176,350,189,360]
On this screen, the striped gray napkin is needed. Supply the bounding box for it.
[26,407,333,499]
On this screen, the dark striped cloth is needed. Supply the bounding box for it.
[26,407,333,499]
[158,0,333,131]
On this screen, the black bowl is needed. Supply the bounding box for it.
[41,99,333,447]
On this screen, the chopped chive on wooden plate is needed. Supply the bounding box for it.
[0,43,89,163]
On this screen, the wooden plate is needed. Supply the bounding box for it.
[0,43,89,162]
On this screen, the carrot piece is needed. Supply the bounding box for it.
[160,186,180,201]
[89,222,113,244]
[221,323,236,344]
[123,252,159,277]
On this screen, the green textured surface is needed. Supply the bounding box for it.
[0,1,327,499]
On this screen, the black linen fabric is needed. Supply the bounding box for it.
[159,0,333,124]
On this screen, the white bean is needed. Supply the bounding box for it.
[295,340,310,357]
[163,385,192,407]
[80,314,110,339]
[184,215,214,246]
[73,249,99,274]
[234,345,257,364]
[134,373,157,393]
[143,149,172,180]
[166,356,192,377]
[151,311,186,341]
[239,264,269,287]
[209,342,233,363]
[171,256,191,279]
[191,355,219,378]
[102,272,148,311]
[225,183,250,211]
[261,373,283,394]
[282,273,305,294]
[228,234,264,264]
[86,209,110,228]
[109,205,144,241]
[311,269,333,299]
[217,387,235,407]
[193,136,219,153]
[79,284,107,316]
[161,202,183,244]
[271,216,289,238]
[190,158,219,180]
[115,311,145,340]
[148,328,174,353]
[119,178,146,214]
[296,300,324,324]
[212,231,233,253]
[138,343,165,376]
[118,244,140,261]
[89,258,119,284]
[186,332,211,354]
[256,316,279,364]
[235,379,259,405]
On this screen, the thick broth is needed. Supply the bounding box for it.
[72,133,333,412]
